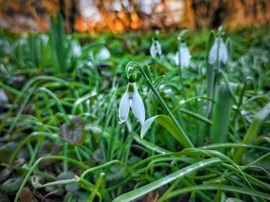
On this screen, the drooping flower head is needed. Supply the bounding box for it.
[208,37,228,65]
[150,32,162,58]
[208,27,229,65]
[175,29,191,67]
[118,82,145,125]
[118,64,145,125]
[175,42,191,67]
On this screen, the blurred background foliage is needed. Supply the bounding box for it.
[0,0,269,34]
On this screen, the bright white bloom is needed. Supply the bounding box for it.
[119,82,145,125]
[150,40,162,58]
[208,37,228,65]
[175,43,191,67]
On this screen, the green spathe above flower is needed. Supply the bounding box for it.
[208,37,229,65]
[118,82,145,125]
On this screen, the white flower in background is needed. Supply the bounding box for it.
[119,82,145,125]
[208,37,228,65]
[71,40,82,57]
[150,39,162,58]
[96,47,111,61]
[175,43,191,67]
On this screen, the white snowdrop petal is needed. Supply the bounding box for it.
[156,41,162,55]
[131,86,145,125]
[150,41,162,58]
[179,47,184,66]
[219,40,228,65]
[182,47,191,67]
[150,43,157,58]
[186,47,191,59]
[209,41,218,65]
[118,90,130,124]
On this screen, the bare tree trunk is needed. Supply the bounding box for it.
[184,0,229,29]
[59,0,78,33]
[183,0,270,29]
[225,0,270,28]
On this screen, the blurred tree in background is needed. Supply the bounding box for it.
[0,0,269,33]
[184,0,270,29]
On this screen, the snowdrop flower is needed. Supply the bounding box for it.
[150,39,162,58]
[208,37,228,65]
[96,47,111,61]
[175,43,191,67]
[119,82,145,125]
[71,40,82,57]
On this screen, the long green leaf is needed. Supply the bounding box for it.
[211,82,237,149]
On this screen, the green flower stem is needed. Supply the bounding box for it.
[126,61,194,148]
[14,155,89,202]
